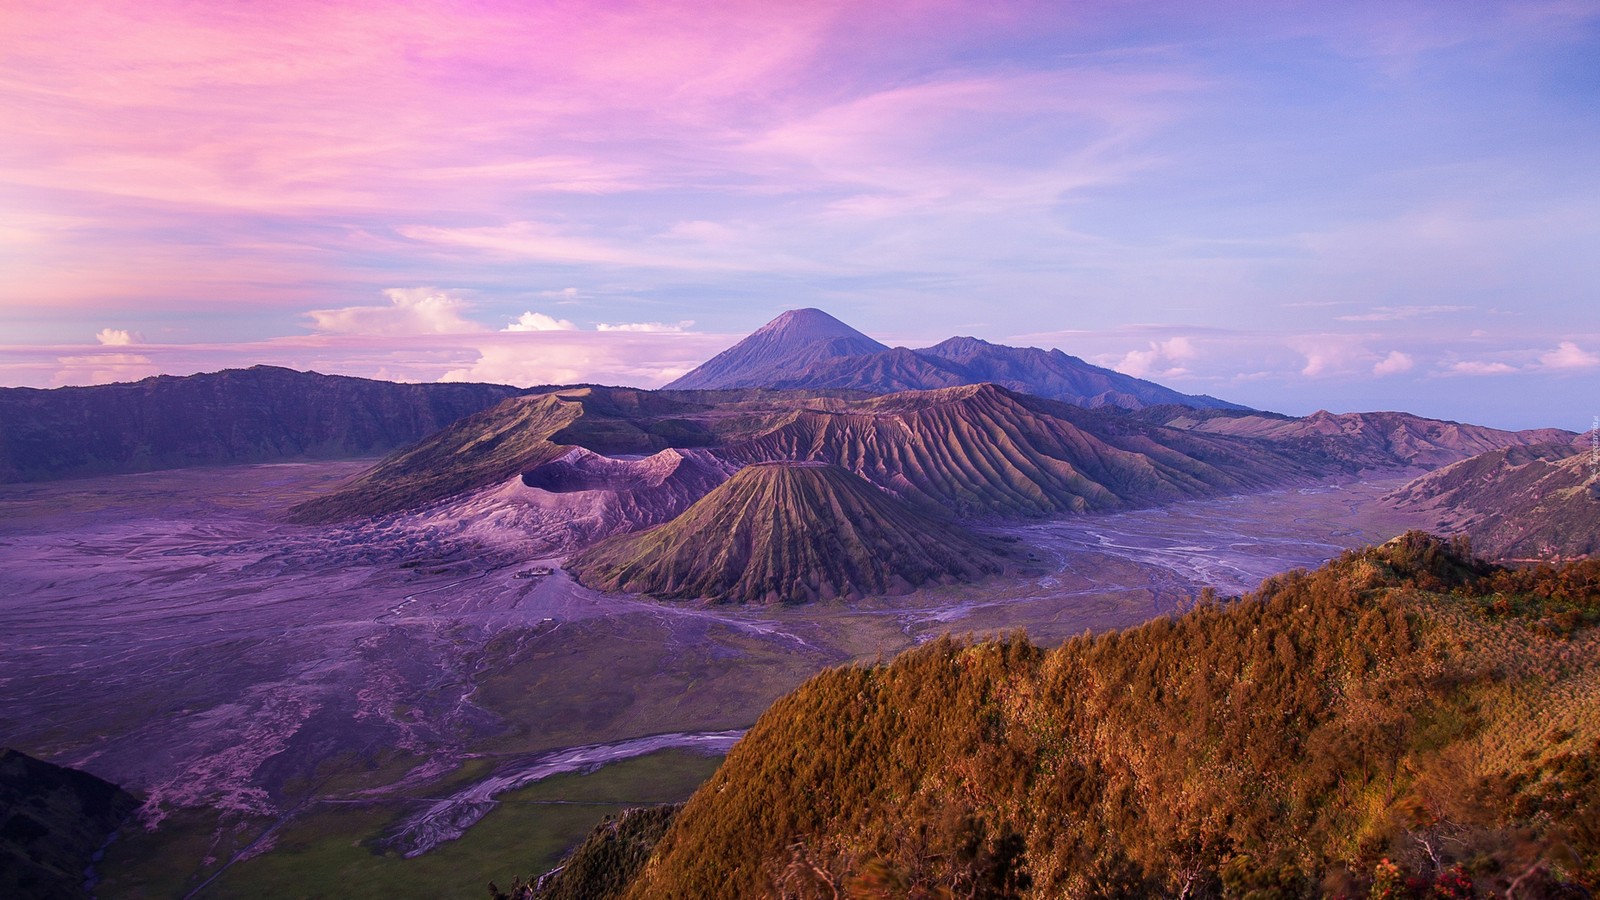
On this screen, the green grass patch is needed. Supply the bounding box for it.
[169,749,722,900]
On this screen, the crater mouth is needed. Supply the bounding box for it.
[520,463,619,493]
[520,448,695,493]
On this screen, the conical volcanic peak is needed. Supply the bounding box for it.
[567,461,1006,604]
[664,309,889,390]
[663,307,1248,409]
[752,308,877,344]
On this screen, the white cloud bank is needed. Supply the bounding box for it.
[1372,350,1413,375]
[307,287,486,335]
[1108,337,1195,378]
[503,311,577,332]
[1444,360,1518,376]
[1442,341,1599,376]
[440,332,724,387]
[95,328,137,346]
[1539,341,1600,370]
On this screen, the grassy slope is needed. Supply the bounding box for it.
[288,392,587,523]
[1389,441,1600,560]
[568,462,1008,604]
[612,534,1600,899]
[97,751,721,900]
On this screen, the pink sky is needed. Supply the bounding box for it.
[3,1,1598,429]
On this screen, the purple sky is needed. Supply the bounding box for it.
[3,1,1597,429]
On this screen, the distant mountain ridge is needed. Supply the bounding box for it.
[665,308,1248,411]
[1140,406,1572,470]
[0,366,524,482]
[665,308,890,390]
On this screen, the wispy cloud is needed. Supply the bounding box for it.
[0,331,738,392]
[1444,360,1519,376]
[1337,305,1471,322]
[437,332,729,387]
[595,320,694,333]
[2,1,1596,430]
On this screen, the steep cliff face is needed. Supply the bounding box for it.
[510,447,741,547]
[293,383,1321,524]
[568,462,1007,604]
[0,366,523,482]
[287,385,753,523]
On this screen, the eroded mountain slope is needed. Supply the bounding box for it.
[568,461,1008,603]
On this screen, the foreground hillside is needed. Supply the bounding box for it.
[523,534,1600,898]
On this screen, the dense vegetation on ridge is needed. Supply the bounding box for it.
[516,534,1600,898]
[490,806,679,900]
